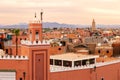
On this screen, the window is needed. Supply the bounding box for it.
[50,59,53,65]
[60,41,66,46]
[55,59,62,66]
[6,49,8,54]
[58,48,61,50]
[20,78,22,80]
[98,50,101,54]
[82,59,88,65]
[35,31,39,40]
[101,77,104,80]
[89,58,95,64]
[74,61,81,67]
[36,32,39,34]
[63,60,72,67]
[36,40,38,43]
[106,50,109,53]
[0,44,2,49]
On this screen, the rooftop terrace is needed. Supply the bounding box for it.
[50,53,99,61]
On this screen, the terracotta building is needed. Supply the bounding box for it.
[95,43,113,57]
[0,13,50,80]
[0,14,120,80]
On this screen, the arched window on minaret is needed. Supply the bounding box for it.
[35,31,39,40]
[30,31,32,41]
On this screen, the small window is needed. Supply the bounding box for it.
[106,50,109,53]
[98,50,101,53]
[82,59,88,65]
[60,41,66,46]
[74,61,81,67]
[89,58,95,64]
[35,31,39,40]
[63,60,72,67]
[101,77,104,80]
[55,59,62,66]
[50,59,53,65]
[20,78,22,80]
[58,48,61,50]
[36,40,38,43]
[6,49,8,54]
[36,32,39,34]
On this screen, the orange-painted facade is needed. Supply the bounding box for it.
[50,62,120,80]
[50,46,66,55]
[12,35,27,45]
[0,59,29,80]
[0,44,50,80]
[28,23,42,42]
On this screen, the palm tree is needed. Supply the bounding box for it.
[12,29,20,55]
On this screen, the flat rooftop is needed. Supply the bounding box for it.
[50,53,99,61]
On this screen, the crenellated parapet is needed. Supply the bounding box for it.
[0,55,28,60]
[21,40,50,45]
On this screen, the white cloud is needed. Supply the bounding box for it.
[0,0,73,8]
[96,0,119,2]
[86,8,120,15]
[0,0,120,24]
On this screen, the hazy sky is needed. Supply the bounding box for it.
[0,0,120,25]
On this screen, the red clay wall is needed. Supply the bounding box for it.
[28,45,50,80]
[0,60,29,80]
[12,35,27,45]
[5,46,21,55]
[20,45,30,56]
[50,46,66,55]
[29,23,42,42]
[50,62,120,80]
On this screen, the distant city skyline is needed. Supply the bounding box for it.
[0,0,120,25]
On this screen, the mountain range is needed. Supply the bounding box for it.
[0,22,120,29]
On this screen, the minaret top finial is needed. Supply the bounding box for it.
[35,12,36,18]
[93,19,95,22]
[41,9,43,22]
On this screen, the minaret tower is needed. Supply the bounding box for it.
[28,11,43,42]
[92,19,96,31]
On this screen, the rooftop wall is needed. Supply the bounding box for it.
[50,59,120,72]
[0,57,29,80]
[50,61,120,80]
[21,40,50,45]
[0,55,28,60]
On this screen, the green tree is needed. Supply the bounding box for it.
[12,29,20,55]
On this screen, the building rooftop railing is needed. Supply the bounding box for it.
[0,55,28,60]
[50,59,120,72]
[50,64,95,72]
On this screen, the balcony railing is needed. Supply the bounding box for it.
[50,59,120,72]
